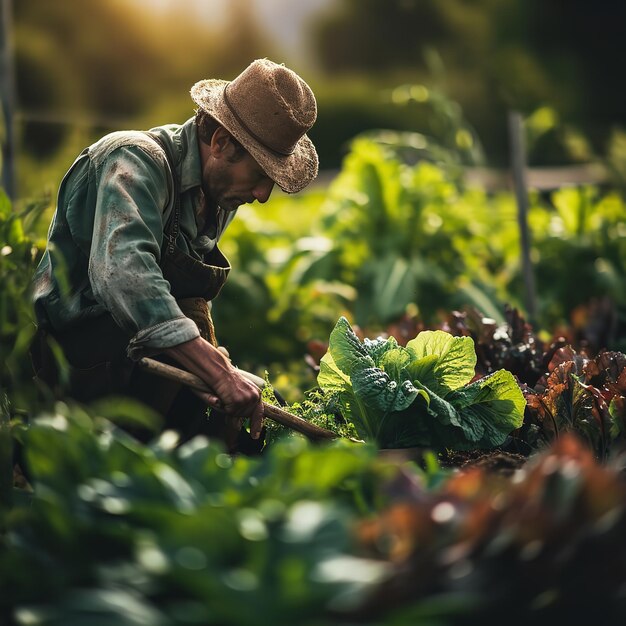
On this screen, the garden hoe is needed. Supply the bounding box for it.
[139,357,338,442]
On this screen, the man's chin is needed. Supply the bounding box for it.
[221,199,242,213]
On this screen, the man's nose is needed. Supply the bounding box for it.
[252,179,274,204]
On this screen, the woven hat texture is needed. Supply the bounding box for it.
[191,59,318,193]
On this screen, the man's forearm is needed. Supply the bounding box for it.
[163,336,264,438]
[164,336,234,391]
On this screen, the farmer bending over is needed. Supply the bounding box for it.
[30,59,319,452]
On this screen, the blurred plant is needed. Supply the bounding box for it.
[365,79,485,170]
[0,404,409,625]
[309,138,625,338]
[279,137,521,329]
[524,105,597,166]
[606,128,626,194]
[0,189,46,408]
[355,434,626,624]
[211,191,350,371]
[529,185,626,343]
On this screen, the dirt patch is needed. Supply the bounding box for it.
[440,449,528,475]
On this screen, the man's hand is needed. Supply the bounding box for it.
[164,337,264,439]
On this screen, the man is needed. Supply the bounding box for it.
[30,58,319,450]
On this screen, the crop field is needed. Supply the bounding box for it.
[2,124,626,624]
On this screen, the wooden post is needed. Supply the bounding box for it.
[508,111,537,323]
[0,0,16,199]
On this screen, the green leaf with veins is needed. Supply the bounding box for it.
[406,330,476,396]
[317,317,525,450]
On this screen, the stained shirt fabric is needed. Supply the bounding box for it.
[31,117,237,359]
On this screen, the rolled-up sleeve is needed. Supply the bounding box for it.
[87,146,199,359]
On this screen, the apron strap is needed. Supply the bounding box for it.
[144,131,181,256]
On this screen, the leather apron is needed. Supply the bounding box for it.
[32,133,242,447]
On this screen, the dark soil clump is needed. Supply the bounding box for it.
[440,449,528,475]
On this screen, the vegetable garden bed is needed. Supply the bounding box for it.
[3,307,626,626]
[2,127,626,624]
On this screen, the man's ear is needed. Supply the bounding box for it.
[210,127,233,158]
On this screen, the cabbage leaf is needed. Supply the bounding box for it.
[317,317,525,449]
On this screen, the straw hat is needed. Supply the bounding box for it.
[190,59,319,193]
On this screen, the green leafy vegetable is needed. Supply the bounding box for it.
[318,317,525,449]
[406,330,476,396]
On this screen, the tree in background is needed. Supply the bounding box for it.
[11,0,278,195]
[217,0,280,77]
[311,0,626,163]
[15,0,172,156]
[10,0,626,190]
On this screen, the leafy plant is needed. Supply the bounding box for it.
[5,399,626,625]
[0,404,397,626]
[523,346,626,459]
[355,434,626,624]
[207,134,626,379]
[526,185,626,348]
[440,306,567,387]
[0,190,46,408]
[317,139,516,327]
[211,191,347,371]
[317,317,525,450]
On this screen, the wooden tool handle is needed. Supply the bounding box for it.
[138,357,337,441]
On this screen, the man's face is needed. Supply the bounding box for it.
[202,138,275,214]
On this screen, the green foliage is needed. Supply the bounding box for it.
[529,186,626,334]
[293,138,523,328]
[211,191,344,371]
[266,388,359,446]
[324,139,457,324]
[0,405,403,625]
[234,137,626,371]
[0,190,46,405]
[4,404,626,624]
[318,317,525,450]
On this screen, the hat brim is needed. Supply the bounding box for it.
[191,79,318,194]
